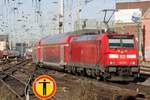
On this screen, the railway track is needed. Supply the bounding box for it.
[31,63,150,100]
[33,66,150,100]
[0,72,26,100]
[1,60,150,100]
[0,59,37,100]
[103,81,150,98]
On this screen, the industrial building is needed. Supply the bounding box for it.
[115,1,150,61]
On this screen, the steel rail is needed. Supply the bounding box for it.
[0,71,26,100]
[0,59,33,100]
[24,65,37,100]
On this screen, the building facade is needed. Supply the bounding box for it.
[116,1,150,61]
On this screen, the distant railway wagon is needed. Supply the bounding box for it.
[33,31,139,81]
[4,50,20,58]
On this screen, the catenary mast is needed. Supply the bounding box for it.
[59,0,64,33]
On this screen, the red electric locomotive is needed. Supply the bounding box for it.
[33,31,139,81]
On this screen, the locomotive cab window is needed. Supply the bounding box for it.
[108,35,134,48]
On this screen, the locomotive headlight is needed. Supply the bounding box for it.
[109,54,119,58]
[110,62,115,65]
[130,61,136,65]
[127,54,136,58]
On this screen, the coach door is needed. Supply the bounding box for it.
[60,45,65,65]
[99,41,102,63]
[60,44,69,65]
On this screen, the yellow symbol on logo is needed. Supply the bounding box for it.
[32,75,56,99]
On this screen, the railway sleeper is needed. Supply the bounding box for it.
[1,76,26,99]
[5,68,17,75]
[0,80,24,100]
[0,72,8,79]
[6,80,24,96]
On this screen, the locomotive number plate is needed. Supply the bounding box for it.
[119,55,126,58]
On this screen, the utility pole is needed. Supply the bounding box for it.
[137,22,142,62]
[142,25,145,61]
[59,0,64,34]
[131,12,142,62]
[77,0,80,31]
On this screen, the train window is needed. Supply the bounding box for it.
[109,39,121,48]
[122,39,134,48]
[108,36,134,48]
[109,39,120,43]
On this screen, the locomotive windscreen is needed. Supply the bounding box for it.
[108,35,134,48]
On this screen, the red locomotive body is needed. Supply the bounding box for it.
[33,32,139,81]
[106,34,138,66]
[70,35,99,64]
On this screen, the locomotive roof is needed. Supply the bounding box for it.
[41,33,70,44]
[73,35,97,41]
[40,29,102,44]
